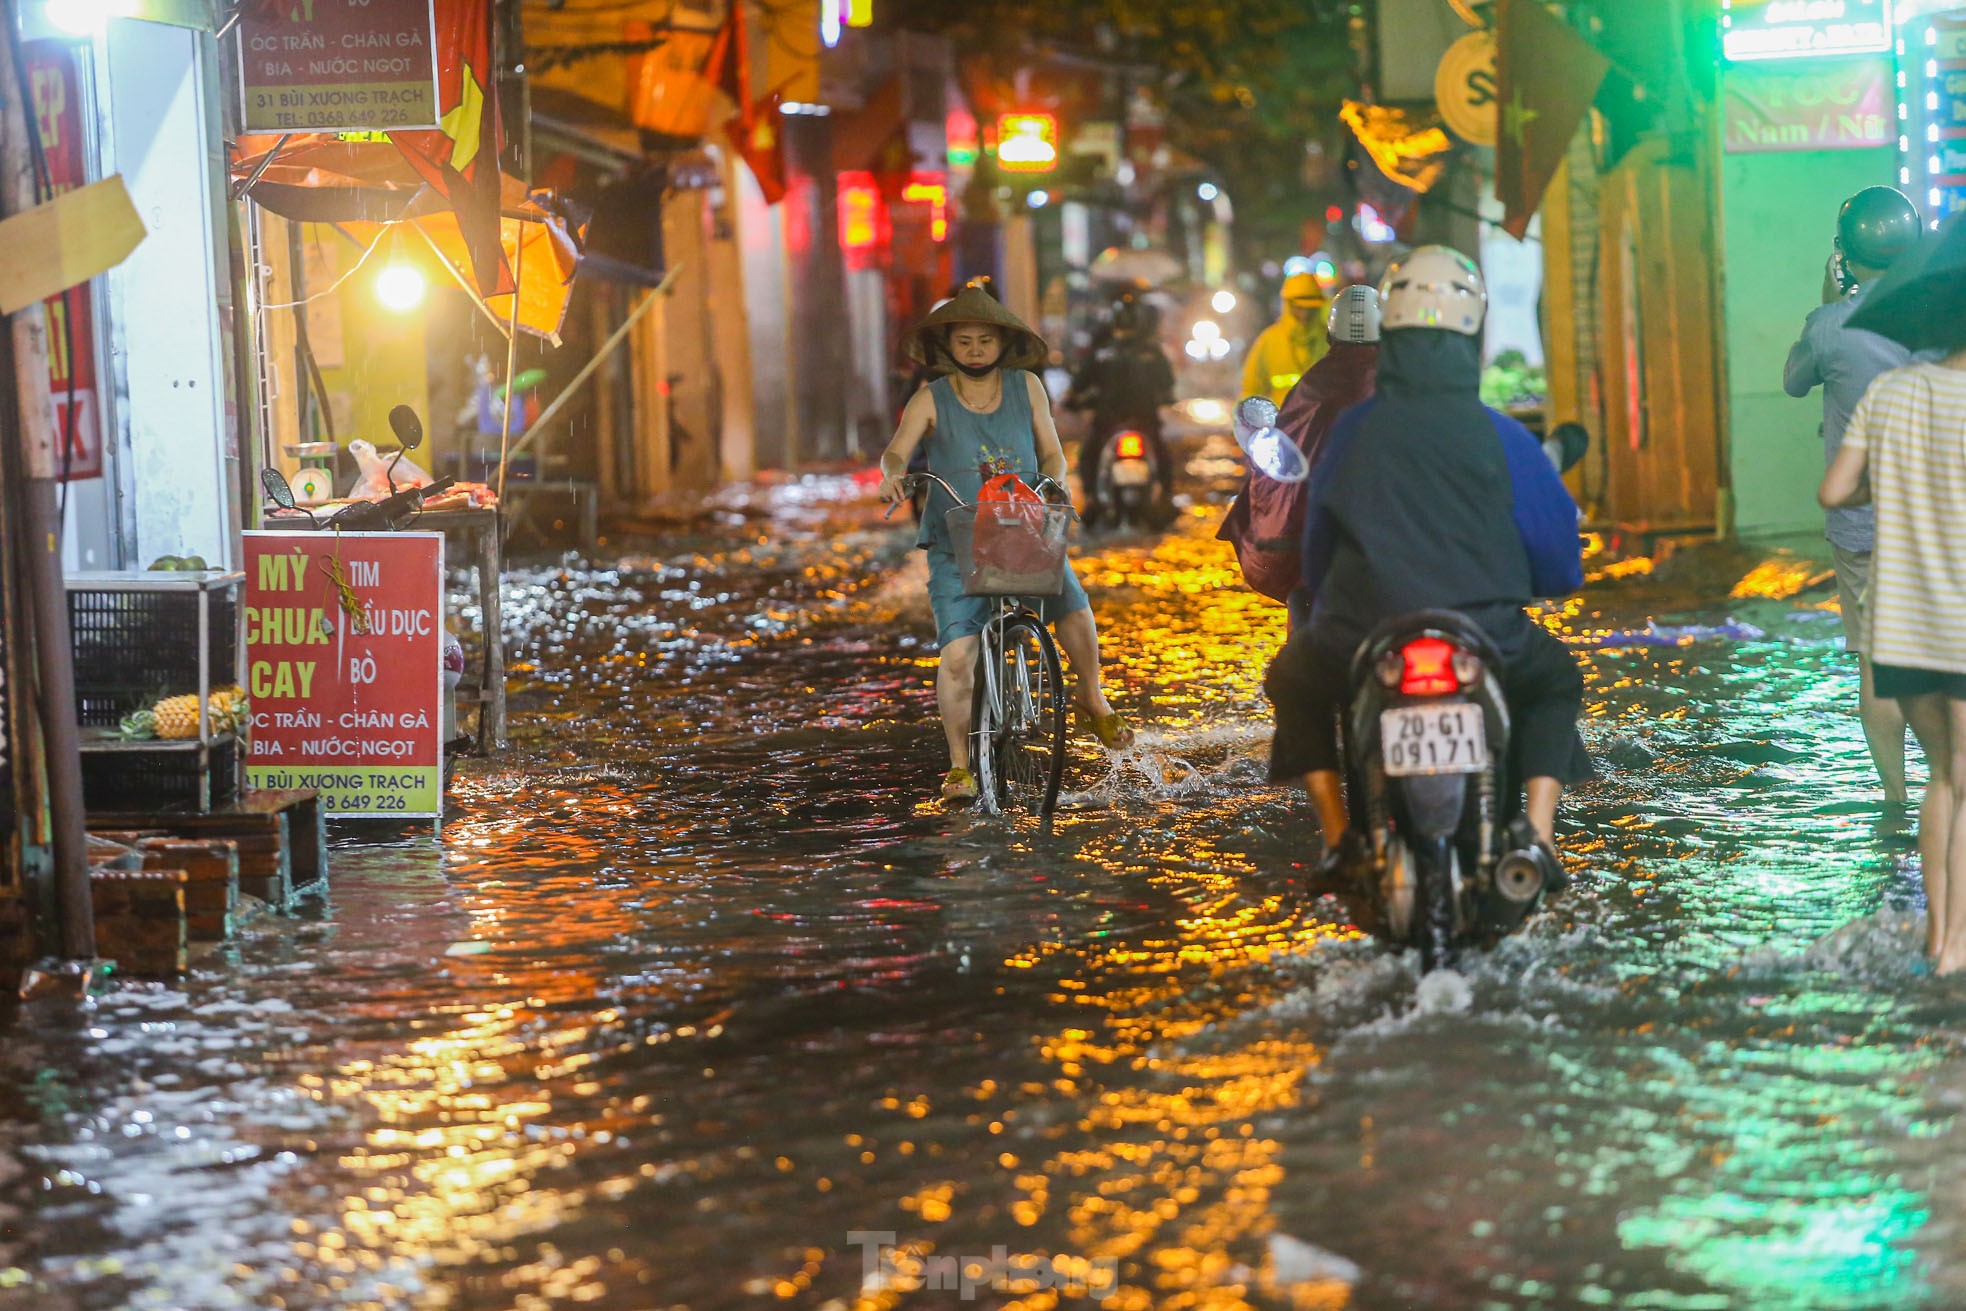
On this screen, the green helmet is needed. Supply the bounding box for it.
[1837,186,1922,271]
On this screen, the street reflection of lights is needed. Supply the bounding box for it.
[1184,397,1228,424]
[1210,289,1237,313]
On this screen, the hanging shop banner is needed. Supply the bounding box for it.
[1721,0,1893,62]
[242,531,445,818]
[1723,55,1894,152]
[1902,11,1966,229]
[239,0,440,132]
[24,41,101,481]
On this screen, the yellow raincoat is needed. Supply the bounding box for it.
[1241,312,1330,405]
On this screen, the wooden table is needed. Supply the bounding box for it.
[416,507,507,751]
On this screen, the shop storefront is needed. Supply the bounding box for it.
[1718,0,1898,540]
[20,1,240,573]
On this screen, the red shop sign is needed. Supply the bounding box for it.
[242,531,446,818]
[238,0,440,133]
[25,41,101,482]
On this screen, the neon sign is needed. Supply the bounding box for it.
[1721,0,1894,61]
[902,174,949,242]
[995,113,1059,173]
[1899,14,1966,228]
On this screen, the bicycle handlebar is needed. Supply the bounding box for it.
[882,471,1072,520]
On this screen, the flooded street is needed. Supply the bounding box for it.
[4,470,1962,1311]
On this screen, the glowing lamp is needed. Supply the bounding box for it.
[375,264,426,313]
[996,113,1059,173]
[847,0,872,27]
[45,0,130,36]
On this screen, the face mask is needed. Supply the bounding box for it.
[951,354,1002,379]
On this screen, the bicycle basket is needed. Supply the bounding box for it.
[944,502,1073,596]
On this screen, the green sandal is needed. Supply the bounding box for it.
[1077,707,1135,751]
[940,767,979,803]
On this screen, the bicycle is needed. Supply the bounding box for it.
[890,471,1076,817]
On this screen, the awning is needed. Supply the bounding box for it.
[338,207,580,343]
[231,135,583,342]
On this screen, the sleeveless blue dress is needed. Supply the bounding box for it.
[917,372,1090,646]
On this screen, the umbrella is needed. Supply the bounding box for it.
[232,135,583,342]
[1089,246,1185,288]
[338,205,580,342]
[1847,213,1966,352]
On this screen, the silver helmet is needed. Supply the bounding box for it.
[1326,285,1383,345]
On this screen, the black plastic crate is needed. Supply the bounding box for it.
[80,739,240,813]
[67,578,240,729]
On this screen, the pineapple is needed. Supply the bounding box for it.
[118,706,158,740]
[151,694,203,740]
[138,686,250,741]
[210,686,250,737]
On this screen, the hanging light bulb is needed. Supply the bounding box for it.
[376,263,426,312]
[373,225,427,313]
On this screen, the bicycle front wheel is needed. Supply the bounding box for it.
[970,613,1068,816]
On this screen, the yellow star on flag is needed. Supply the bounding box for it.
[1502,89,1539,149]
[439,63,485,172]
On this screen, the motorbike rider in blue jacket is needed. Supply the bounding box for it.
[1263,246,1589,870]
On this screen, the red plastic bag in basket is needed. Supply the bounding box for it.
[972,474,1060,581]
[979,473,1042,504]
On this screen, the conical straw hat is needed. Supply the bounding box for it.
[904,283,1049,371]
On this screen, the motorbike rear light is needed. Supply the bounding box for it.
[1398,636,1462,696]
[1115,430,1147,460]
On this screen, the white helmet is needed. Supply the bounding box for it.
[1326,285,1382,345]
[1378,245,1486,336]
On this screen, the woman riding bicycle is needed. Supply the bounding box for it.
[876,284,1135,803]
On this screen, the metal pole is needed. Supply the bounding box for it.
[0,0,90,961]
[503,272,675,463]
[496,233,526,505]
[404,218,515,343]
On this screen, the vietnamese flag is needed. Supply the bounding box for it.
[1496,0,1610,240]
[391,0,507,295]
[730,93,788,205]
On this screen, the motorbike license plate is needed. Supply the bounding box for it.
[1110,460,1152,487]
[1380,704,1489,776]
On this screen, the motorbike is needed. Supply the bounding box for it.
[258,405,471,787]
[1088,421,1177,531]
[1335,612,1562,973]
[1319,424,1591,973]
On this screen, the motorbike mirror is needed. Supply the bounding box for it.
[1233,396,1279,450]
[260,466,298,510]
[387,405,424,450]
[1231,396,1305,481]
[1546,422,1591,475]
[1245,425,1310,484]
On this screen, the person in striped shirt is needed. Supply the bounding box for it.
[1820,324,1966,972]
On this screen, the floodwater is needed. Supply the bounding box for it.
[3,462,1962,1311]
